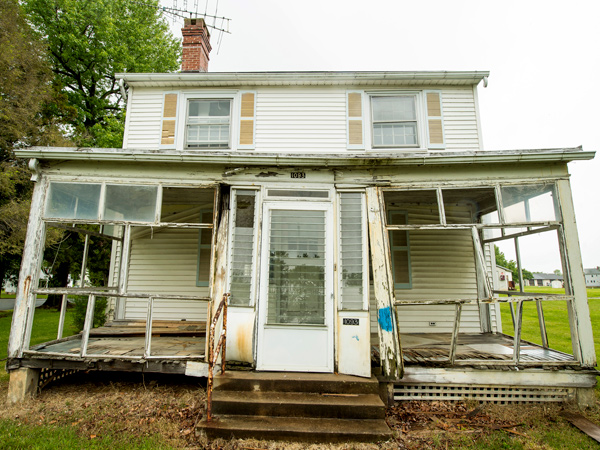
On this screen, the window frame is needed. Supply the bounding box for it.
[176,91,239,151]
[369,92,423,149]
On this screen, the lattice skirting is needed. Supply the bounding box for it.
[38,368,80,390]
[395,383,574,404]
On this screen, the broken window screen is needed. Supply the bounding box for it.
[197,210,214,287]
[103,185,157,222]
[339,193,365,310]
[267,210,326,325]
[384,190,439,225]
[45,182,101,220]
[229,190,257,306]
[160,187,214,223]
[388,211,411,288]
[442,188,497,225]
[501,184,559,223]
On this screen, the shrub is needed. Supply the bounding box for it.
[72,295,108,332]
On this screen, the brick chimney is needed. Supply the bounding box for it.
[181,18,211,72]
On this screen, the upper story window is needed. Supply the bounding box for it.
[371,95,419,148]
[186,99,232,149]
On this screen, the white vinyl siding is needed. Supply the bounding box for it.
[441,89,480,151]
[369,205,480,334]
[254,89,347,153]
[124,89,164,149]
[125,228,208,320]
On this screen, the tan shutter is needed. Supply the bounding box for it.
[347,91,364,149]
[425,91,445,149]
[161,93,178,145]
[239,92,256,148]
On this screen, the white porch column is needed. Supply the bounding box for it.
[7,175,48,359]
[366,187,403,379]
[556,179,595,367]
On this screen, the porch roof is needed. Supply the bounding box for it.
[16,146,595,167]
[115,70,490,88]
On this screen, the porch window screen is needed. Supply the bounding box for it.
[45,182,101,220]
[103,185,157,222]
[229,190,257,305]
[267,210,326,325]
[339,193,366,310]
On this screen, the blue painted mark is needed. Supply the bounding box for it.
[378,307,393,332]
[352,335,359,341]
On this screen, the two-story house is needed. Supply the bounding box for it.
[6,18,597,439]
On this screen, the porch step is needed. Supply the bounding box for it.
[213,370,380,394]
[198,415,392,443]
[211,390,385,419]
[198,371,392,443]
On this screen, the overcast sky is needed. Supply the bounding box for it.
[162,0,599,272]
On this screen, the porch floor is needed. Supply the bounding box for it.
[393,332,577,367]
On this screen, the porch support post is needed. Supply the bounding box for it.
[206,192,229,362]
[366,187,402,380]
[7,368,40,404]
[556,179,595,366]
[7,174,49,361]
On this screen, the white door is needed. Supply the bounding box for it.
[256,202,334,372]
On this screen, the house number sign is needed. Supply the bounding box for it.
[343,318,360,326]
[290,171,306,179]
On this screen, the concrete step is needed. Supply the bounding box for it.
[212,390,385,419]
[197,414,393,443]
[214,371,379,395]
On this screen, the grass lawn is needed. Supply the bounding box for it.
[499,286,600,365]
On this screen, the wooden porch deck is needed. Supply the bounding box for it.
[29,320,206,360]
[396,332,578,367]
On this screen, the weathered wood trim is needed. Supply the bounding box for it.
[366,187,402,379]
[471,226,493,298]
[8,176,49,359]
[57,295,68,340]
[118,225,132,295]
[45,222,123,242]
[80,295,96,357]
[448,303,462,364]
[144,297,155,358]
[482,225,559,244]
[556,179,595,366]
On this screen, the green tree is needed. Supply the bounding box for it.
[494,246,533,287]
[24,0,181,147]
[0,0,69,295]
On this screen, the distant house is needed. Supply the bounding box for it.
[495,265,513,291]
[529,273,564,288]
[585,268,600,287]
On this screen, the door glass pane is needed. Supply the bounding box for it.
[267,210,326,325]
[230,191,257,306]
[339,193,365,310]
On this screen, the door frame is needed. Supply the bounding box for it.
[255,200,335,372]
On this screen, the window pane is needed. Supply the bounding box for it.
[392,250,410,285]
[45,183,101,220]
[161,187,214,223]
[373,123,417,146]
[501,184,558,223]
[230,191,257,306]
[339,193,365,310]
[103,185,157,222]
[267,210,326,325]
[442,188,497,224]
[187,99,231,148]
[385,190,439,224]
[372,97,416,121]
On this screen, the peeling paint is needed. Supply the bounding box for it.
[255,171,279,178]
[378,307,393,332]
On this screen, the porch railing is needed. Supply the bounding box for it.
[395,293,577,366]
[26,287,210,361]
[206,292,229,422]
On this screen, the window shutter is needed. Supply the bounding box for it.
[161,93,178,146]
[346,91,364,149]
[425,91,445,149]
[239,91,256,149]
